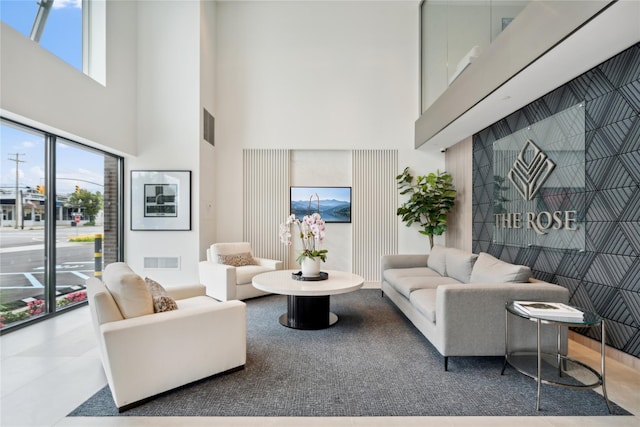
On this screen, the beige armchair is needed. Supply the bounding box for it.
[86,262,246,411]
[199,242,283,301]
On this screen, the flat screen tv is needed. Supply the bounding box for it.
[290,186,351,223]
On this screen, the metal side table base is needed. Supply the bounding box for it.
[503,302,613,414]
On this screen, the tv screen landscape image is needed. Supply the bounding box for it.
[290,186,352,223]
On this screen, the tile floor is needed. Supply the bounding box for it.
[1,303,639,427]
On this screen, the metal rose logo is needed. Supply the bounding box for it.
[508,140,556,201]
[492,103,585,250]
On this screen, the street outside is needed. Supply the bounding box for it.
[0,224,102,326]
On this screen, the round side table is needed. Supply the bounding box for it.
[502,302,612,413]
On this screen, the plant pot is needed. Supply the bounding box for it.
[300,257,321,277]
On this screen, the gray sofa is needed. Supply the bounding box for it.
[381,246,569,370]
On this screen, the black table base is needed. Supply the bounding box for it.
[279,295,338,330]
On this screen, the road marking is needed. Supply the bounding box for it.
[24,273,44,288]
[0,270,94,289]
[71,271,90,280]
[33,263,92,271]
[0,242,86,254]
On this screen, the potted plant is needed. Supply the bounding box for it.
[279,194,328,277]
[396,167,456,250]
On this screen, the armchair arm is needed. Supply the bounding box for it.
[254,257,283,270]
[198,261,237,301]
[381,254,429,271]
[99,299,246,409]
[436,282,569,356]
[381,254,429,281]
[165,284,206,301]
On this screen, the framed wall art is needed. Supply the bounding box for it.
[290,186,352,223]
[131,170,191,231]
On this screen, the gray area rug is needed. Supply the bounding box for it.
[69,289,630,417]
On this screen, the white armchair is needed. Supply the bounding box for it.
[86,262,246,411]
[199,242,283,301]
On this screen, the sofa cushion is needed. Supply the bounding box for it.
[445,248,478,283]
[217,252,257,267]
[145,277,178,313]
[175,295,218,310]
[236,265,276,285]
[393,276,461,299]
[470,252,532,283]
[383,267,441,284]
[410,289,437,323]
[210,242,252,256]
[427,245,448,276]
[87,278,124,325]
[103,263,154,319]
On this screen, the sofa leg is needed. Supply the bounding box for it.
[444,356,448,371]
[381,289,384,297]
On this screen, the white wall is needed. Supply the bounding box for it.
[126,0,202,284]
[0,2,137,154]
[199,0,218,259]
[215,0,439,254]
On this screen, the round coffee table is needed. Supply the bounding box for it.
[252,270,364,330]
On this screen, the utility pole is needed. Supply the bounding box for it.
[8,153,26,229]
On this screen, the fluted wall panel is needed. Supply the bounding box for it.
[445,137,473,252]
[352,150,398,282]
[244,149,397,280]
[243,149,291,268]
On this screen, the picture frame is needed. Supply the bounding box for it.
[290,186,352,223]
[131,170,191,231]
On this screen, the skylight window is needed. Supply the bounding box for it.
[38,0,83,70]
[1,0,105,85]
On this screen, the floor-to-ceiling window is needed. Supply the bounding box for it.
[0,118,123,331]
[0,123,47,325]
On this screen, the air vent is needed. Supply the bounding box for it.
[144,257,180,270]
[203,108,215,146]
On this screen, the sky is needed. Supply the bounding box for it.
[1,124,105,195]
[0,0,102,196]
[291,187,352,203]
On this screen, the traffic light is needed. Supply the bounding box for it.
[75,185,80,193]
[36,185,45,194]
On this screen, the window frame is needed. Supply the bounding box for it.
[0,116,124,334]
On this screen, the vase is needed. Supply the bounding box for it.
[300,257,321,277]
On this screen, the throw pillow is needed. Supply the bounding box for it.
[470,252,532,283]
[145,277,179,313]
[445,248,478,283]
[427,245,448,276]
[103,263,154,319]
[217,252,257,267]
